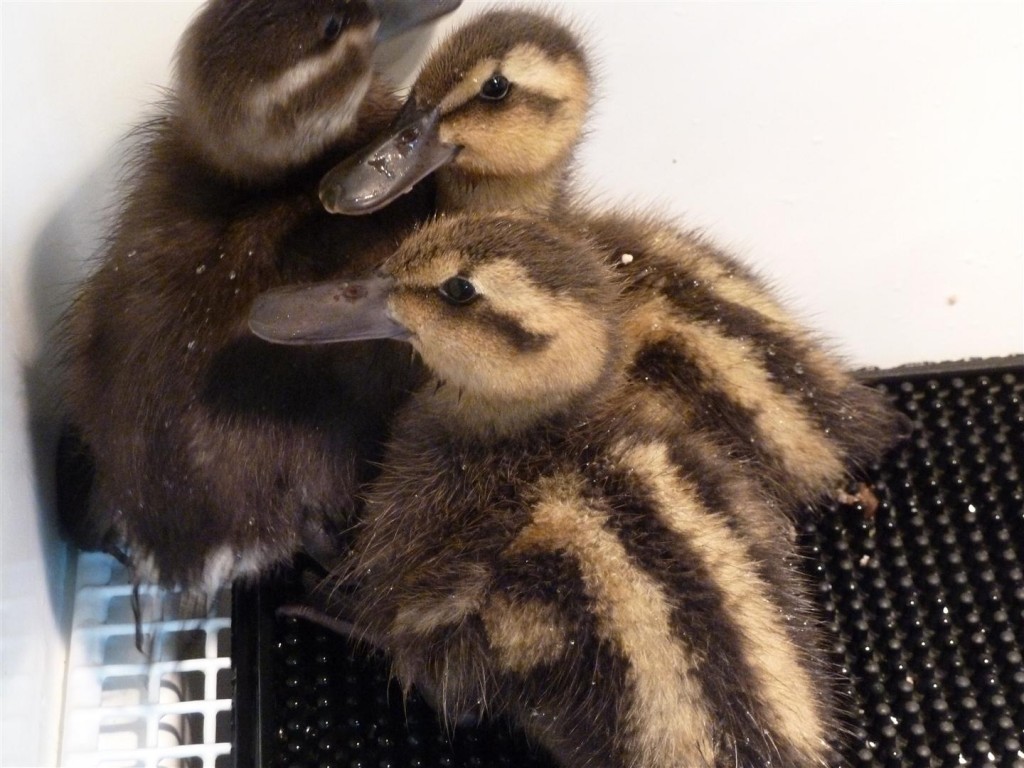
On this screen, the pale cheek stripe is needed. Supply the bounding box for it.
[190,38,372,177]
[225,74,371,175]
[615,440,827,761]
[439,57,499,114]
[237,32,373,170]
[501,45,587,102]
[249,29,372,113]
[511,477,716,767]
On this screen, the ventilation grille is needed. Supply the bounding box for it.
[60,552,232,768]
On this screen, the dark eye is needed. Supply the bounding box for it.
[479,74,511,101]
[323,14,347,42]
[439,276,478,305]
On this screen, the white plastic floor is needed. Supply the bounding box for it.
[60,553,232,768]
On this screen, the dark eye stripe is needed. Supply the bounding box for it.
[400,287,550,352]
[455,87,563,121]
[478,308,551,352]
[515,89,562,117]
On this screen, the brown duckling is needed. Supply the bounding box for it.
[318,7,905,512]
[59,0,461,593]
[249,212,838,768]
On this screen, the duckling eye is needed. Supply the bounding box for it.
[439,276,478,305]
[479,74,511,101]
[323,14,348,42]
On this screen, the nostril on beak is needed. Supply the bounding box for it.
[339,283,367,301]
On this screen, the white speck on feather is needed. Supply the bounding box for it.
[620,253,634,265]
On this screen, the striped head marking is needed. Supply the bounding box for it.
[176,0,460,182]
[249,214,617,433]
[383,215,615,429]
[319,10,592,214]
[417,10,591,181]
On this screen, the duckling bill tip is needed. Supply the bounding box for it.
[249,278,410,345]
[320,106,460,215]
[371,0,463,42]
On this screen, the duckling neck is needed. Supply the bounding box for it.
[413,381,590,441]
[436,167,565,215]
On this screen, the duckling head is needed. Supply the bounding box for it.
[175,0,461,185]
[250,214,617,435]
[320,9,591,214]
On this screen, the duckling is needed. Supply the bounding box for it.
[249,212,838,768]
[318,7,905,512]
[59,0,461,592]
[320,8,589,217]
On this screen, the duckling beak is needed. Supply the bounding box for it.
[370,0,463,42]
[320,102,461,215]
[249,277,410,345]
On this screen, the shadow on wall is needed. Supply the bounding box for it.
[16,18,439,628]
[22,145,132,629]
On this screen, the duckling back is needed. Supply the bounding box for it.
[343,406,837,768]
[582,210,906,509]
[253,213,837,767]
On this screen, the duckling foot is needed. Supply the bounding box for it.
[277,603,363,640]
[836,481,880,519]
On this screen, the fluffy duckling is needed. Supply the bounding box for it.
[318,8,905,511]
[250,213,837,768]
[320,8,589,217]
[59,0,460,592]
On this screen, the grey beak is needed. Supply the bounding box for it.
[320,102,461,215]
[249,277,409,345]
[370,0,462,42]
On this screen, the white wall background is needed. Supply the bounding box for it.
[2,2,1021,764]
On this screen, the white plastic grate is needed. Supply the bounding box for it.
[60,552,233,768]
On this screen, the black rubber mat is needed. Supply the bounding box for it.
[804,360,1024,768]
[233,357,1024,768]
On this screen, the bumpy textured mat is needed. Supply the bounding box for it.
[233,359,1024,768]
